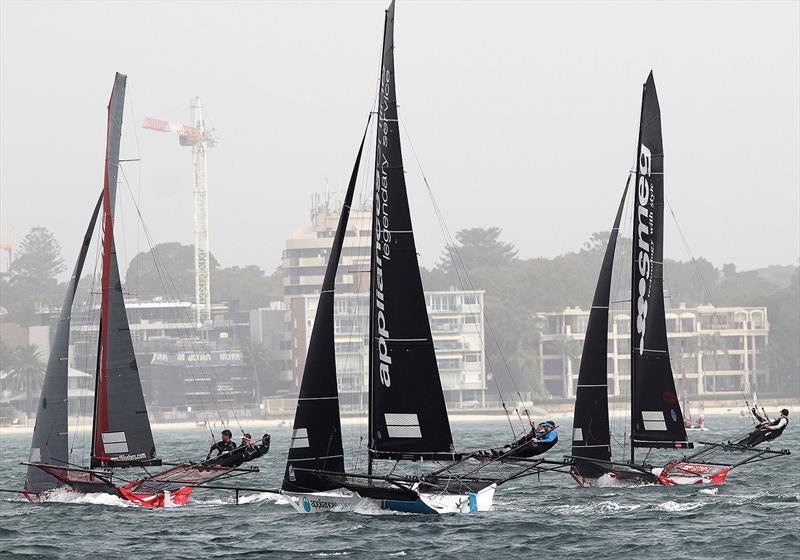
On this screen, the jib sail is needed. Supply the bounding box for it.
[629,72,690,452]
[25,193,103,493]
[571,178,630,475]
[368,0,455,462]
[282,122,369,493]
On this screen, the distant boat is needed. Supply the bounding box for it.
[22,73,268,507]
[280,1,510,514]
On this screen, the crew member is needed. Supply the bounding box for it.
[479,421,558,459]
[737,408,789,447]
[206,429,236,459]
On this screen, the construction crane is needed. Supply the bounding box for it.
[143,98,218,329]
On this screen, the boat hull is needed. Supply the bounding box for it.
[282,489,365,513]
[26,464,193,508]
[283,483,496,515]
[383,483,496,514]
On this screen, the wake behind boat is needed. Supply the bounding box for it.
[21,73,270,508]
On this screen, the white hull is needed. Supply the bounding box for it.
[282,489,364,513]
[407,483,496,514]
[283,483,496,515]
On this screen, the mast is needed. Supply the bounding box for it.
[570,177,630,475]
[630,79,647,465]
[368,0,455,464]
[368,0,393,480]
[91,73,160,469]
[629,72,691,463]
[282,122,370,493]
[25,193,103,493]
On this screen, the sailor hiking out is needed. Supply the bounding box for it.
[206,429,237,460]
[478,421,559,460]
[736,408,789,447]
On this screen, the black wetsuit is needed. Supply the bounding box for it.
[206,440,237,460]
[737,413,788,447]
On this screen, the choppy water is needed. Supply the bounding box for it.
[1,414,797,559]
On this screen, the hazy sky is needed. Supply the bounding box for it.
[1,1,798,276]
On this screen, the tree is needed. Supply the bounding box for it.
[437,227,518,274]
[4,344,45,415]
[765,269,800,395]
[2,227,67,325]
[213,266,283,310]
[125,242,219,301]
[9,227,65,287]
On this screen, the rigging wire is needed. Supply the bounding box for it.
[398,118,525,438]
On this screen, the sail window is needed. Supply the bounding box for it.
[573,428,584,442]
[30,447,41,462]
[642,411,668,431]
[101,431,129,454]
[290,428,310,448]
[384,413,422,438]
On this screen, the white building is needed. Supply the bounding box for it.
[537,304,770,398]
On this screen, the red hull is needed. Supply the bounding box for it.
[118,484,193,507]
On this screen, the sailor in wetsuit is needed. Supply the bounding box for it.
[737,408,789,447]
[478,421,558,459]
[206,429,237,460]
[504,421,558,458]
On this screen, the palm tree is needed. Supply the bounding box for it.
[5,344,45,416]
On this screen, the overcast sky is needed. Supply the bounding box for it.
[1,1,798,277]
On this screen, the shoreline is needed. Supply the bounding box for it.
[2,402,796,436]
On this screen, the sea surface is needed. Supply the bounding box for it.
[1,414,797,559]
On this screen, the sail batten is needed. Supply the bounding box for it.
[629,72,690,452]
[368,0,454,461]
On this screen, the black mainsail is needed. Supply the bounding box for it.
[368,0,454,463]
[282,123,370,493]
[91,73,159,469]
[629,72,690,456]
[570,178,630,476]
[24,193,103,494]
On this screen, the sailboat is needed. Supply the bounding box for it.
[22,73,267,507]
[569,72,789,486]
[280,1,517,514]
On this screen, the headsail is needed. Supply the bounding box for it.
[630,72,690,452]
[91,73,160,468]
[570,178,630,475]
[282,122,370,493]
[24,193,103,493]
[368,0,455,462]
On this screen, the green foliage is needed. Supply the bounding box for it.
[214,265,283,310]
[123,242,283,310]
[3,344,45,415]
[764,270,800,395]
[437,227,518,274]
[125,242,219,301]
[9,227,65,286]
[1,227,68,325]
